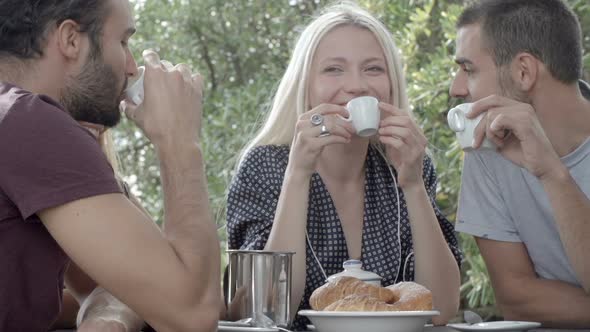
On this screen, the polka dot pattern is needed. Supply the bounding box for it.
[227,144,462,330]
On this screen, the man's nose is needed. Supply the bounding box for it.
[126,50,139,78]
[449,72,470,99]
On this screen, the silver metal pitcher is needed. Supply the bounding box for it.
[226,250,294,328]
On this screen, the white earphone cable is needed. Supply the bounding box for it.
[306,144,405,283]
[306,229,328,281]
[403,251,414,282]
[375,145,403,283]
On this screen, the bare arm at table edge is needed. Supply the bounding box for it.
[264,167,311,321]
[477,237,590,328]
[402,182,460,325]
[40,142,220,332]
[539,166,590,293]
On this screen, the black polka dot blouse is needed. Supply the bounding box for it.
[227,144,462,330]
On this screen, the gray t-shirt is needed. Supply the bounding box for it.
[456,138,590,287]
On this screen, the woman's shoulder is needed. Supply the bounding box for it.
[239,144,290,174]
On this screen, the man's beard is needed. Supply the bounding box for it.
[61,55,126,127]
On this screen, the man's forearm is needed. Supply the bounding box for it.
[542,167,590,292]
[156,142,221,308]
[500,277,590,328]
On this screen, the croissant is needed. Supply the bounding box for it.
[323,294,394,311]
[310,277,433,312]
[309,276,395,310]
[386,282,433,311]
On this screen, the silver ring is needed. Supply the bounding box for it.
[319,124,331,137]
[310,113,324,126]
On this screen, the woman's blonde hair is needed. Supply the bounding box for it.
[99,129,120,174]
[239,1,410,165]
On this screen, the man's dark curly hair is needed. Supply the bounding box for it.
[0,0,111,60]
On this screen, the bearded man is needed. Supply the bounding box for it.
[0,1,220,331]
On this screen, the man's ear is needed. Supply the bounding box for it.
[55,19,87,61]
[510,52,539,92]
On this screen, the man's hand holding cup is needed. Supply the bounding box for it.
[122,50,204,147]
[453,95,564,180]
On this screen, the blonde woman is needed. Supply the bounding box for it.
[227,2,461,329]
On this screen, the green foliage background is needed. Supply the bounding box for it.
[120,0,590,315]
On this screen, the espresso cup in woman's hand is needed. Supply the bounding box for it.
[345,96,380,137]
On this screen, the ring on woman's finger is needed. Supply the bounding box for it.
[310,113,324,126]
[318,124,331,137]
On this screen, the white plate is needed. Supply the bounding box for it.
[219,320,252,327]
[448,321,541,331]
[218,320,279,332]
[299,310,440,332]
[217,326,278,332]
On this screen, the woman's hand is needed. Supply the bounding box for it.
[288,104,354,177]
[378,102,427,188]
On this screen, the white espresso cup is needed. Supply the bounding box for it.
[447,103,495,150]
[125,66,145,105]
[345,96,380,137]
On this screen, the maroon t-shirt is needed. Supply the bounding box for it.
[0,83,121,331]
